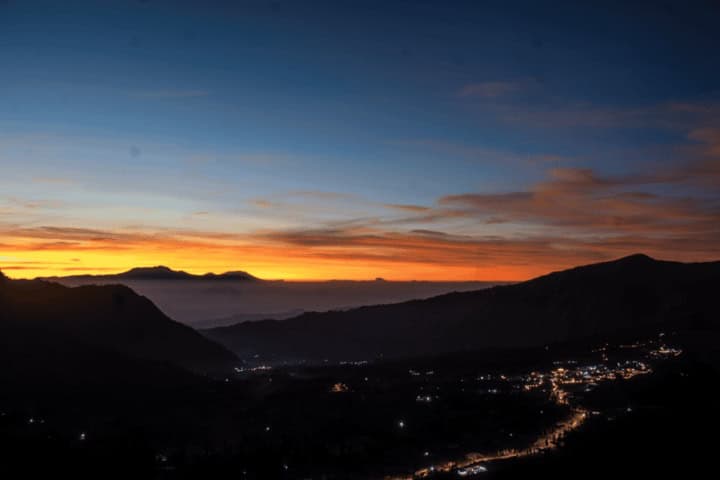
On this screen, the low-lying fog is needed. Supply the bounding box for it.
[51,279,498,328]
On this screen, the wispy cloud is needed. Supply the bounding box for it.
[0,197,63,216]
[383,203,431,213]
[31,176,77,185]
[438,166,720,238]
[2,97,719,281]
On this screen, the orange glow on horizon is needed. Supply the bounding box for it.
[3,226,716,282]
[0,250,535,282]
[0,238,559,282]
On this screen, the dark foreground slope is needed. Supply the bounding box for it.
[205,254,720,361]
[0,272,237,375]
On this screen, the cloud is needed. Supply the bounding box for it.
[31,176,76,185]
[252,221,719,276]
[439,167,720,238]
[2,196,718,281]
[2,112,719,281]
[290,190,357,201]
[623,125,720,188]
[248,199,275,209]
[0,225,171,250]
[683,127,720,183]
[0,197,63,217]
[383,203,431,213]
[410,229,452,237]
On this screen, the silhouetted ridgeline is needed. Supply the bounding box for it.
[40,265,259,282]
[0,272,238,376]
[40,268,493,327]
[204,254,720,361]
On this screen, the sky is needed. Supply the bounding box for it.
[1,0,719,281]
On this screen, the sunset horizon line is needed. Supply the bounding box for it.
[0,263,516,284]
[2,251,712,284]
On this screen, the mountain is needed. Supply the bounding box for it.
[40,265,259,282]
[193,309,306,329]
[203,254,720,362]
[0,272,238,375]
[43,270,492,328]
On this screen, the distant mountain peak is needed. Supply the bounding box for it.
[118,266,194,280]
[124,265,181,274]
[129,265,173,272]
[118,266,259,281]
[617,253,656,263]
[536,253,664,284]
[202,270,257,280]
[220,270,253,276]
[39,265,260,282]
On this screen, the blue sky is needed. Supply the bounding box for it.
[1,1,719,279]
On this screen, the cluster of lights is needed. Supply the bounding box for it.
[234,365,273,374]
[457,465,487,476]
[339,360,369,366]
[649,346,682,358]
[388,340,681,479]
[330,382,349,393]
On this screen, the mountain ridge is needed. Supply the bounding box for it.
[203,254,720,361]
[0,275,238,375]
[37,265,259,282]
